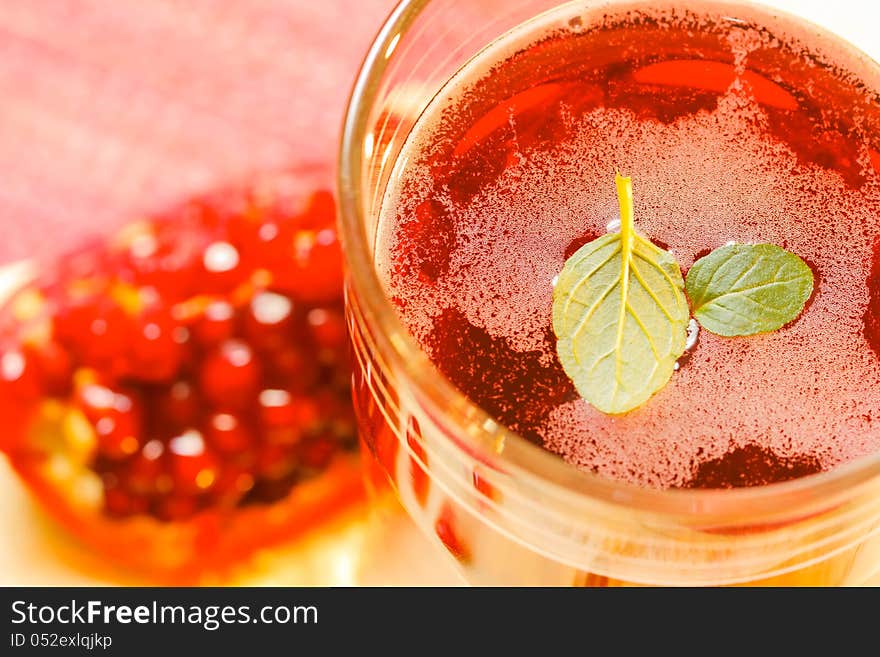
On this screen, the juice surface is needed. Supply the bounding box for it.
[376,1,880,489]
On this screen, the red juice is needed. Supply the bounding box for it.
[375,1,880,489]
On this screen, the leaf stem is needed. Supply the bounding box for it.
[615,170,634,249]
[613,171,634,405]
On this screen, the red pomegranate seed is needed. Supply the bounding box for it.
[198,240,250,294]
[153,495,201,522]
[168,428,219,494]
[120,225,202,301]
[61,300,130,368]
[192,300,237,347]
[306,307,347,351]
[24,339,73,397]
[0,350,41,451]
[257,389,297,427]
[127,311,184,382]
[199,339,261,410]
[266,345,319,393]
[256,443,298,480]
[94,416,140,460]
[104,486,149,518]
[269,191,344,304]
[76,381,132,418]
[259,389,321,446]
[205,412,254,454]
[94,397,142,460]
[278,228,344,304]
[238,215,288,274]
[244,291,295,352]
[212,464,255,505]
[125,439,166,495]
[74,382,143,459]
[155,381,200,430]
[52,297,98,348]
[301,190,336,229]
[0,347,42,400]
[300,434,336,470]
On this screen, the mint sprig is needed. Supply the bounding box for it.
[552,173,689,415]
[552,175,815,415]
[685,243,813,337]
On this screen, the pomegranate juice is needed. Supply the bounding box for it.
[375,1,880,489]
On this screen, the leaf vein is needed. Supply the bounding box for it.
[625,301,661,360]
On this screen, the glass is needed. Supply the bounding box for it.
[338,0,880,585]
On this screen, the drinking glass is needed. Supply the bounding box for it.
[338,0,880,585]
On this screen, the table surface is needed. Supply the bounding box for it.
[0,0,877,585]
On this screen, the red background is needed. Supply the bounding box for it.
[0,0,397,263]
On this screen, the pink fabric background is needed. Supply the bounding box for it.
[0,0,397,263]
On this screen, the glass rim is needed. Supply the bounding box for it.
[338,0,880,520]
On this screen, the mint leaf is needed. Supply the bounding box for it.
[552,174,689,414]
[685,243,814,337]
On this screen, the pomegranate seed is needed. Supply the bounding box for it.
[120,226,202,300]
[125,440,166,495]
[193,300,237,347]
[153,495,200,522]
[200,241,246,292]
[59,299,130,368]
[127,311,184,382]
[259,189,343,303]
[205,412,254,454]
[52,297,97,348]
[94,416,141,460]
[306,307,347,350]
[256,443,298,480]
[0,347,42,400]
[274,227,344,304]
[239,216,287,275]
[73,382,143,459]
[104,486,149,518]
[25,339,72,397]
[212,464,255,505]
[244,291,294,351]
[301,190,336,230]
[267,344,318,391]
[168,428,219,494]
[199,339,261,409]
[76,381,134,417]
[259,389,318,446]
[0,348,43,450]
[300,434,336,470]
[257,389,297,427]
[155,381,200,430]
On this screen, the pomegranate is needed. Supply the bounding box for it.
[0,168,362,582]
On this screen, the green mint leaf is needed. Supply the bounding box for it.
[552,174,689,414]
[685,243,814,337]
